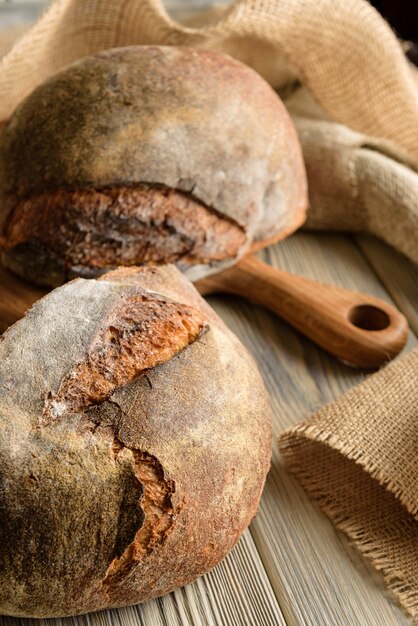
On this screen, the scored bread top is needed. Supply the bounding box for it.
[0,46,307,253]
[0,265,213,420]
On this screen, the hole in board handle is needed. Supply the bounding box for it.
[348,304,390,331]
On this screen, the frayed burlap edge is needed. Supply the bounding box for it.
[279,429,418,619]
[279,348,418,620]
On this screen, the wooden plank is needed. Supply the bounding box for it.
[0,530,285,626]
[356,235,418,335]
[206,231,415,626]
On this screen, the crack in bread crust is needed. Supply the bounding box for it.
[42,291,208,424]
[102,440,176,595]
[39,284,186,596]
[3,184,247,273]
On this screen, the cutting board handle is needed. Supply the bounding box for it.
[196,254,408,368]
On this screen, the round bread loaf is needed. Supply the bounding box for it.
[0,45,307,286]
[0,264,271,617]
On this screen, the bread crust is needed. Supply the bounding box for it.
[0,265,271,617]
[2,184,247,285]
[0,46,307,285]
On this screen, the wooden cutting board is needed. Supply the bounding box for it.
[0,253,410,369]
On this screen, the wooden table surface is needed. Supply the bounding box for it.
[0,2,417,625]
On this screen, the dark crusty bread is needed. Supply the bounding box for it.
[0,264,271,617]
[0,45,307,286]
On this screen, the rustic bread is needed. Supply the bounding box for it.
[0,264,271,617]
[0,45,307,286]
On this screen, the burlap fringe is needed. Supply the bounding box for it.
[279,343,418,626]
[279,426,418,620]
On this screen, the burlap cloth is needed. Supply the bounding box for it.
[279,349,418,620]
[0,0,417,619]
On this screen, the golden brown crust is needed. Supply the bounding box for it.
[0,265,271,617]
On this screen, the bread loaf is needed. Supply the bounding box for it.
[0,264,271,617]
[0,45,307,286]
